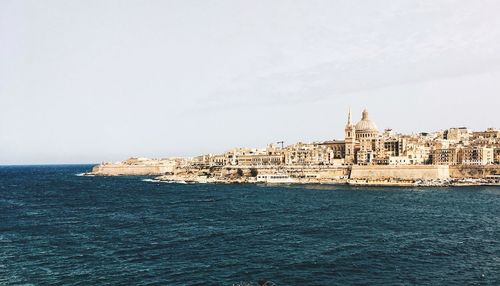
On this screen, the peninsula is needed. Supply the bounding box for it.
[90,109,500,186]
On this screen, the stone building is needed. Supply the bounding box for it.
[432,146,494,165]
[344,109,384,165]
[460,146,494,165]
[444,127,471,142]
[318,140,346,160]
[472,128,499,140]
[432,148,461,165]
[196,108,498,168]
[223,146,285,166]
[284,143,318,165]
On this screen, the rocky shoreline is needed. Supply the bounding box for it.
[87,158,500,187]
[86,170,499,187]
[136,174,499,187]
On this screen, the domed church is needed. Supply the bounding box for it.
[355,109,378,139]
[344,109,384,164]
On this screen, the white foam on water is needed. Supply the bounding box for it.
[75,173,95,177]
[142,178,188,184]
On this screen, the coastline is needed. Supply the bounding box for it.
[86,171,500,187]
[87,158,500,188]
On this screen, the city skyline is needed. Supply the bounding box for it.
[185,108,499,167]
[90,106,499,184]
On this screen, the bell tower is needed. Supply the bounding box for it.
[344,108,356,164]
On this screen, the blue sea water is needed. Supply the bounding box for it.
[1,165,500,285]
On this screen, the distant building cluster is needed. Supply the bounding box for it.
[192,109,500,167]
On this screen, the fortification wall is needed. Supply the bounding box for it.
[222,165,349,179]
[254,166,349,178]
[350,165,450,180]
[91,164,175,176]
[317,169,348,179]
[449,165,500,178]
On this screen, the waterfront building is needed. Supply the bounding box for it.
[405,145,431,165]
[460,146,494,165]
[432,147,461,165]
[317,140,346,161]
[344,108,385,165]
[284,143,318,165]
[383,139,406,157]
[355,109,381,165]
[196,108,498,168]
[495,148,500,164]
[211,155,227,166]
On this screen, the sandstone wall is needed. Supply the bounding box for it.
[316,169,348,179]
[91,164,175,176]
[221,165,349,179]
[350,165,450,180]
[449,165,500,178]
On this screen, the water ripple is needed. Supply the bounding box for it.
[1,165,500,285]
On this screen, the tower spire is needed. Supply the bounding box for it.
[347,108,352,126]
[344,107,355,165]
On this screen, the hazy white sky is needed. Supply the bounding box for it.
[1,0,499,164]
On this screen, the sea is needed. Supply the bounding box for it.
[1,165,500,285]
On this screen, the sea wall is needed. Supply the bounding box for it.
[316,169,348,179]
[449,165,500,178]
[350,165,450,180]
[91,164,175,176]
[223,165,350,179]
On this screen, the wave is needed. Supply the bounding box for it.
[142,178,188,184]
[142,179,160,183]
[75,173,95,177]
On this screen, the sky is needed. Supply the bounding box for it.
[1,0,499,164]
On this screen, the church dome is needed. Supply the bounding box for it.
[355,109,378,132]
